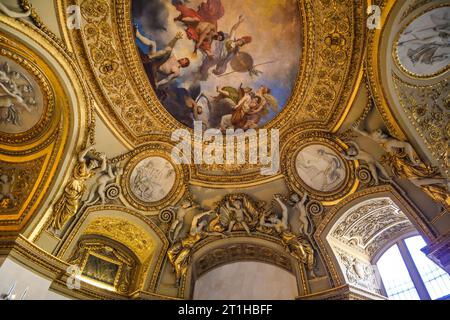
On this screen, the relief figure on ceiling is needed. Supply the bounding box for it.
[168,209,224,285]
[354,127,449,211]
[289,192,313,237]
[208,194,262,234]
[295,145,346,192]
[83,163,123,207]
[341,140,391,185]
[354,127,419,165]
[0,60,41,134]
[258,194,316,278]
[50,146,103,232]
[397,7,450,76]
[167,199,200,242]
[132,0,301,129]
[0,173,15,209]
[130,157,176,203]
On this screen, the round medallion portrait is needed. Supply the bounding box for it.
[295,145,346,193]
[129,156,176,203]
[396,6,450,77]
[0,56,44,134]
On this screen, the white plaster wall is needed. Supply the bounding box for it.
[193,262,298,300]
[0,258,70,300]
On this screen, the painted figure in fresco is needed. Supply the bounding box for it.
[131,159,174,202]
[217,85,278,130]
[172,0,226,56]
[317,149,343,190]
[132,0,301,130]
[399,11,450,66]
[135,28,190,87]
[0,66,36,127]
[198,15,252,79]
[299,148,343,190]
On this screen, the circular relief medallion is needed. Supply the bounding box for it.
[295,145,346,193]
[130,156,176,203]
[283,132,357,204]
[122,147,187,211]
[396,6,450,77]
[0,56,45,134]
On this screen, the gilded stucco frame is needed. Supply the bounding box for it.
[57,0,367,186]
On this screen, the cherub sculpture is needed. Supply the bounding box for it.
[342,140,391,185]
[259,194,317,278]
[84,162,123,206]
[290,192,313,237]
[208,195,262,235]
[167,200,200,243]
[354,127,419,165]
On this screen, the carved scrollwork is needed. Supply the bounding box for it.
[105,183,121,200]
[356,165,373,185]
[159,207,175,224]
[307,200,324,217]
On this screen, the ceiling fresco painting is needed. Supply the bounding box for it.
[132,0,301,130]
[0,0,449,302]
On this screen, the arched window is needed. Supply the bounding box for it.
[375,235,450,300]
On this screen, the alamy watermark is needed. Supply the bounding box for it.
[367,5,382,30]
[66,5,81,30]
[171,121,280,176]
[66,265,81,290]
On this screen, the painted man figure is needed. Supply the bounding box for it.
[135,28,190,87]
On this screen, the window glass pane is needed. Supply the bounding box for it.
[405,236,450,300]
[377,244,420,300]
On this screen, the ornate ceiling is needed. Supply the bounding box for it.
[0,0,448,300]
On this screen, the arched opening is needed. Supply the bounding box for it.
[183,237,306,300]
[320,192,449,299]
[193,261,299,300]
